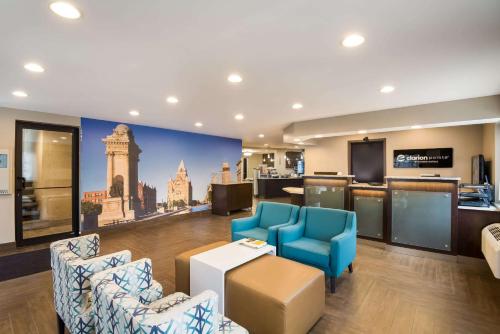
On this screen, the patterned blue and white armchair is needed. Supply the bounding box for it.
[50,234,136,334]
[90,258,248,334]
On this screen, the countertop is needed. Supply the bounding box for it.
[458,204,500,212]
[283,187,304,195]
[303,175,355,179]
[385,176,461,181]
[257,177,303,180]
[349,183,388,190]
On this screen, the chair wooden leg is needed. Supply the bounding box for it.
[348,263,353,273]
[330,277,336,293]
[57,314,65,334]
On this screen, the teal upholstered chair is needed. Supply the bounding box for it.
[279,207,356,293]
[231,202,300,247]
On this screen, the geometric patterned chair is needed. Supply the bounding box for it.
[50,234,133,334]
[90,258,248,334]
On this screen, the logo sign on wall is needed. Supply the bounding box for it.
[393,148,453,168]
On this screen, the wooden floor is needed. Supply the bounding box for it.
[0,209,499,333]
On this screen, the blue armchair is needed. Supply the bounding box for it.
[279,207,356,293]
[231,202,300,247]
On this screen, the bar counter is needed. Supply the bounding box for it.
[257,177,303,198]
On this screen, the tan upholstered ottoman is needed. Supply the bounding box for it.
[175,241,229,294]
[226,254,325,334]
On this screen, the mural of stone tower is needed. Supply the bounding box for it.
[167,160,192,209]
[99,124,142,224]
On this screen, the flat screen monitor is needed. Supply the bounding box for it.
[350,140,385,184]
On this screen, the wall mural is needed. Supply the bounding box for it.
[80,118,242,230]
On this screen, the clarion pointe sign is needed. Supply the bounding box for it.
[393,148,453,168]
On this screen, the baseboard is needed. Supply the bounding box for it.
[385,244,457,262]
[357,238,385,249]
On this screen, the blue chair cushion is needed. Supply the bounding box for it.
[259,203,294,229]
[233,227,268,242]
[281,237,330,271]
[303,208,347,242]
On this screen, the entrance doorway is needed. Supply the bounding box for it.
[15,121,79,246]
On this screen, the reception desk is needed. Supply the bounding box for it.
[303,175,354,210]
[386,176,460,254]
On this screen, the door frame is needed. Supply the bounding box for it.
[15,120,80,246]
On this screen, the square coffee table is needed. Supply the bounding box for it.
[190,239,276,314]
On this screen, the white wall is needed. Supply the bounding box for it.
[0,107,80,245]
[305,124,487,183]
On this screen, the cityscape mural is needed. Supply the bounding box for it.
[80,118,242,230]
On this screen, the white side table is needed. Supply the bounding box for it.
[190,239,276,314]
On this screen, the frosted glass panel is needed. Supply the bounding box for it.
[305,186,344,209]
[354,196,383,239]
[391,190,451,251]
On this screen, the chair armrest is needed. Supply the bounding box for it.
[267,222,293,246]
[278,223,305,245]
[330,215,357,277]
[231,216,259,234]
[137,280,163,305]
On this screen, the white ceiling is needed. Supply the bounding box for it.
[1,0,500,147]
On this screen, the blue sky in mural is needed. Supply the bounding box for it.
[81,118,242,202]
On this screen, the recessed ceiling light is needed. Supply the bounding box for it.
[12,90,28,97]
[314,134,323,138]
[166,96,179,104]
[258,134,265,138]
[227,73,242,83]
[24,63,45,73]
[358,130,367,134]
[342,34,365,48]
[234,114,244,120]
[293,138,300,142]
[411,125,422,129]
[129,110,140,116]
[292,103,303,110]
[380,85,395,93]
[49,1,82,19]
[195,122,203,127]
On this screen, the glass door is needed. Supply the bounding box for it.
[15,121,79,246]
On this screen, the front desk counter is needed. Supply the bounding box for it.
[303,175,354,210]
[386,176,460,254]
[349,183,388,241]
